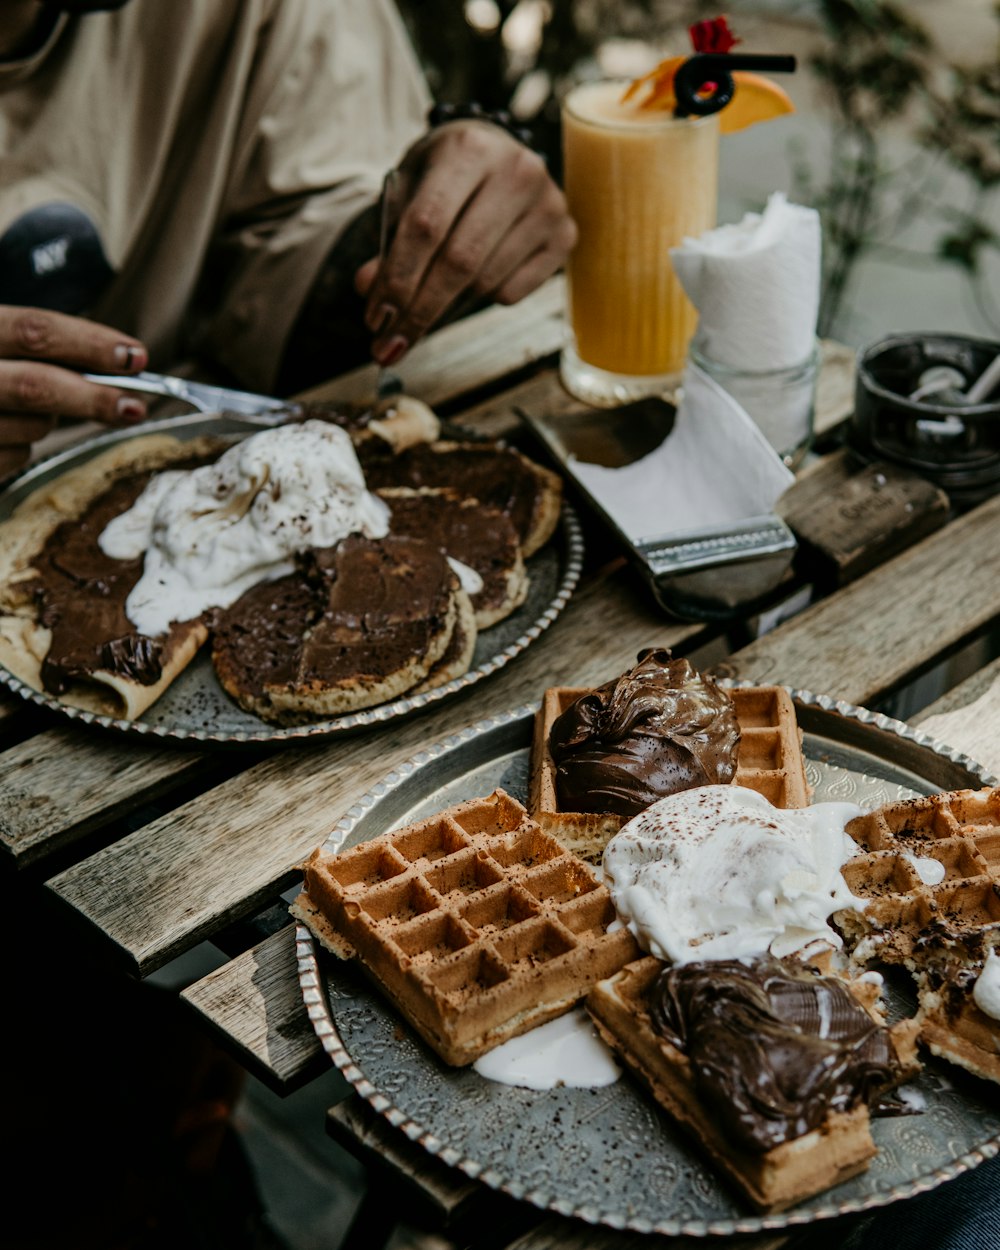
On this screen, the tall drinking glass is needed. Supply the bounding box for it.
[560,80,720,406]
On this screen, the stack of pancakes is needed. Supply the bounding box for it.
[0,396,562,724]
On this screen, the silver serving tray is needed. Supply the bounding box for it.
[296,687,1000,1238]
[0,412,582,744]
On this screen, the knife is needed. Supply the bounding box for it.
[375,169,403,400]
[81,369,294,421]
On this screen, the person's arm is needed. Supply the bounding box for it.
[272,203,379,396]
[275,116,577,394]
[358,118,577,369]
[0,306,148,477]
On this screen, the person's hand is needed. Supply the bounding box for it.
[354,120,577,366]
[0,306,149,478]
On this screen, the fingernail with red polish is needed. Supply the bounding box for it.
[369,303,397,335]
[377,335,409,367]
[114,344,147,371]
[116,397,146,422]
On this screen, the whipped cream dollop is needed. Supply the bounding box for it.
[99,420,389,636]
[973,949,1000,1021]
[602,784,867,965]
[473,1009,621,1090]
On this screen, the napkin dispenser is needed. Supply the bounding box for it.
[518,397,797,621]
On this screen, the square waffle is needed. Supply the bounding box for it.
[530,684,811,862]
[838,786,1000,1084]
[291,789,640,1066]
[586,955,921,1214]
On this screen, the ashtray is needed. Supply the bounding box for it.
[849,332,1000,507]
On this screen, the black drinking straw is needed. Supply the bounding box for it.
[673,53,797,118]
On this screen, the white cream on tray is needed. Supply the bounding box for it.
[602,784,867,965]
[473,1008,621,1090]
[99,419,389,636]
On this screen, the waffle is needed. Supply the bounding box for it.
[530,683,810,862]
[586,955,921,1213]
[838,786,1000,1084]
[291,789,640,1065]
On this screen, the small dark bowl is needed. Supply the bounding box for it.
[853,332,1000,474]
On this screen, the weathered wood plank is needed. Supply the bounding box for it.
[500,1219,788,1250]
[913,656,1000,780]
[779,454,949,588]
[179,924,326,1092]
[297,276,569,410]
[713,493,1000,707]
[326,1095,481,1223]
[0,726,213,871]
[47,569,697,975]
[183,922,328,1094]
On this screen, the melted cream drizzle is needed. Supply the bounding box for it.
[474,1009,621,1090]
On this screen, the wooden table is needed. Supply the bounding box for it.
[3,277,999,1250]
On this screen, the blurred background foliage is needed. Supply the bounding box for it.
[396,0,1000,343]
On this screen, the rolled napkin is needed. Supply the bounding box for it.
[670,191,822,371]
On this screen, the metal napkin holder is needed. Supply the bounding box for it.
[518,398,797,622]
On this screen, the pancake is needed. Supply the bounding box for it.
[358,439,562,557]
[210,533,470,724]
[0,433,224,719]
[378,487,528,629]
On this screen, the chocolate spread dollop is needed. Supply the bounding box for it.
[548,648,740,820]
[647,955,899,1153]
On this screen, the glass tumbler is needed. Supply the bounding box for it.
[560,80,720,407]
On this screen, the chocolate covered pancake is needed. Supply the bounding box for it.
[358,439,562,557]
[210,533,471,724]
[378,487,528,629]
[0,433,224,718]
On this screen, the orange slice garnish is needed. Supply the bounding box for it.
[721,70,795,133]
[621,60,794,131]
[620,56,684,110]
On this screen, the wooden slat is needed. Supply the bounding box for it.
[0,725,212,871]
[48,569,697,975]
[500,1219,789,1250]
[326,1095,481,1224]
[714,492,1000,707]
[184,924,323,1091]
[179,924,325,1092]
[913,655,1000,779]
[297,276,569,410]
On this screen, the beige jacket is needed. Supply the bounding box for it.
[0,0,430,391]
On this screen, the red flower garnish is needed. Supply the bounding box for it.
[689,16,740,54]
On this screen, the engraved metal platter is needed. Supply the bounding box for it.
[0,412,582,744]
[296,687,1000,1238]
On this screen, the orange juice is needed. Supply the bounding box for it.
[561,80,719,400]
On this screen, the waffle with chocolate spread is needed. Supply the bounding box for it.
[837,787,1000,1084]
[586,954,920,1213]
[530,674,810,863]
[290,788,639,1066]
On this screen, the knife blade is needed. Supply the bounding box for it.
[375,168,403,400]
[81,370,293,421]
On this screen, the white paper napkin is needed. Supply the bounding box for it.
[568,361,794,543]
[670,191,821,371]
